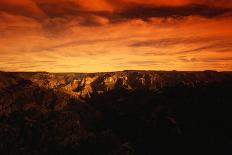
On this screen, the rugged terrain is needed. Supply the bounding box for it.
[0,70,232,155]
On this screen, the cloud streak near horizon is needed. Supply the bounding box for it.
[0,0,232,72]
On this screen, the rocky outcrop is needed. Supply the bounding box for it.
[1,70,231,114]
[6,70,231,100]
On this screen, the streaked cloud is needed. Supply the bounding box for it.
[0,0,231,72]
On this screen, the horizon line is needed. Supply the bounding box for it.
[1,70,231,74]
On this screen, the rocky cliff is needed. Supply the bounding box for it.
[0,70,232,155]
[4,70,231,99]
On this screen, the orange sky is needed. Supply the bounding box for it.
[0,0,232,72]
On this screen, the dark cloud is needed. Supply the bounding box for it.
[112,4,232,22]
[0,0,231,29]
[130,37,232,56]
[130,37,218,47]
[34,1,112,28]
[201,57,232,62]
[179,57,232,63]
[0,0,46,20]
[145,43,232,56]
[178,43,232,54]
[178,56,198,62]
[35,1,81,18]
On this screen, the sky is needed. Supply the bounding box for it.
[0,0,232,72]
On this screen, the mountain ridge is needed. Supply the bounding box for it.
[1,70,232,101]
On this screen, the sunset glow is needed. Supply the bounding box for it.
[0,0,232,72]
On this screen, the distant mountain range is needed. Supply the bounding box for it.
[1,70,232,100]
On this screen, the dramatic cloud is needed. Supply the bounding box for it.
[113,5,231,22]
[0,0,231,72]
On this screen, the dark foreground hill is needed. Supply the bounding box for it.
[0,70,232,155]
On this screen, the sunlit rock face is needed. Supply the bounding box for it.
[1,70,231,116]
[0,70,231,114]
